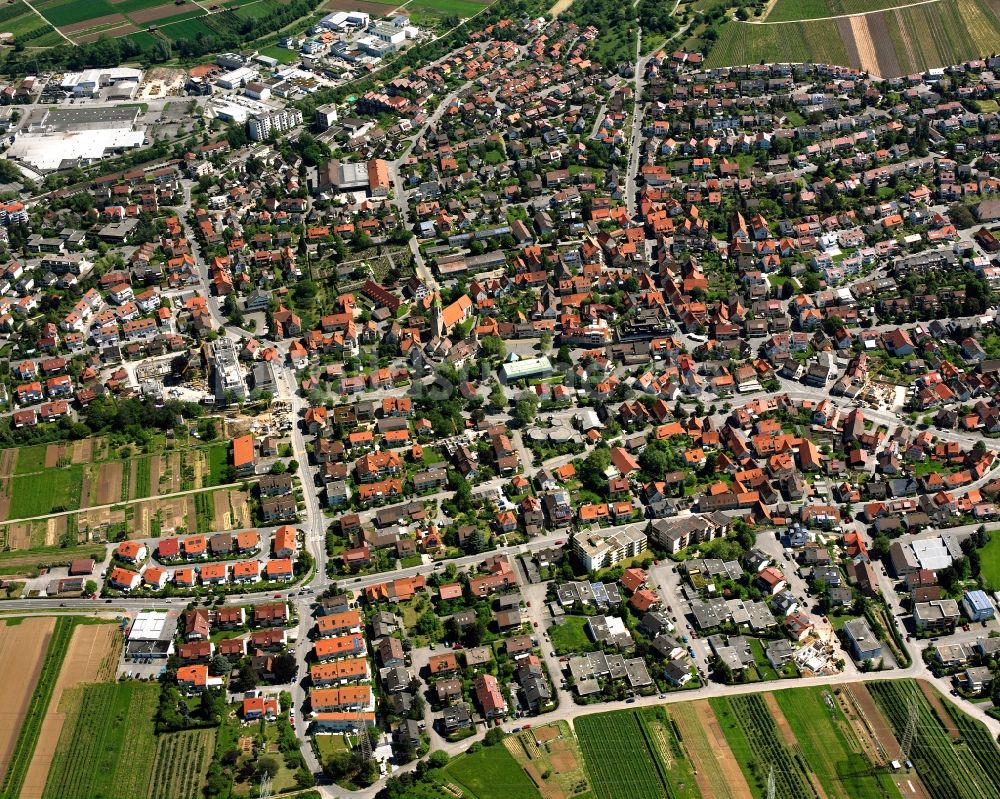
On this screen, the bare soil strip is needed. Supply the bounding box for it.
[917,680,960,740]
[72,438,93,465]
[852,685,930,799]
[43,445,60,469]
[212,491,230,530]
[674,700,753,799]
[59,13,126,33]
[20,623,120,799]
[129,3,197,22]
[231,491,251,528]
[96,462,123,506]
[866,12,901,79]
[848,15,881,74]
[7,522,31,549]
[74,23,140,42]
[837,16,862,67]
[150,456,163,496]
[0,618,56,783]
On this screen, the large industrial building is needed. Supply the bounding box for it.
[6,106,146,172]
[125,611,177,659]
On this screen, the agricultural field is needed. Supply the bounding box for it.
[576,708,691,799]
[709,693,820,799]
[5,467,84,521]
[670,700,753,799]
[704,18,850,70]
[20,623,121,799]
[505,721,592,799]
[867,680,1000,799]
[706,0,1000,75]
[434,685,987,799]
[149,728,216,799]
[0,617,79,799]
[0,436,240,539]
[442,743,541,799]
[0,2,59,42]
[407,0,489,17]
[0,617,56,792]
[765,0,934,22]
[771,687,902,799]
[41,681,159,799]
[3,0,322,52]
[321,0,399,14]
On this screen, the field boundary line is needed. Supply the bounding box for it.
[0,477,260,527]
[750,0,942,23]
[17,0,73,42]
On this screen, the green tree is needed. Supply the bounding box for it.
[638,439,674,479]
[489,380,507,410]
[484,726,507,746]
[480,336,506,360]
[513,392,539,425]
[258,756,280,778]
[415,609,443,640]
[579,446,611,496]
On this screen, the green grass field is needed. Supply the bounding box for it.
[34,0,118,26]
[157,14,214,39]
[149,728,216,799]
[206,442,230,487]
[773,687,902,799]
[549,616,594,655]
[258,44,300,63]
[231,0,284,20]
[979,533,1000,587]
[8,467,83,520]
[42,681,159,799]
[134,456,152,499]
[408,0,488,16]
[14,445,48,474]
[114,0,179,13]
[442,744,540,799]
[7,14,54,38]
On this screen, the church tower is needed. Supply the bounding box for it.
[430,292,445,339]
